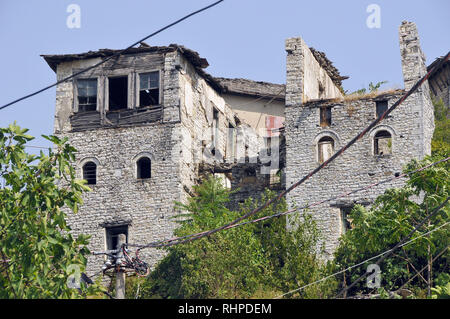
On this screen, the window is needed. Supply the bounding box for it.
[340,206,353,235]
[211,108,219,154]
[376,100,388,118]
[265,136,272,156]
[82,161,97,185]
[139,72,160,107]
[318,136,334,164]
[268,169,282,189]
[137,157,151,179]
[106,225,128,251]
[245,167,256,177]
[374,130,392,155]
[108,76,128,111]
[320,107,332,127]
[77,79,97,112]
[227,124,236,160]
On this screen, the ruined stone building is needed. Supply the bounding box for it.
[42,21,437,273]
[285,21,434,257]
[42,44,282,274]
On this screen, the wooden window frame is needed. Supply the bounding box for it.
[74,78,98,113]
[136,70,161,108]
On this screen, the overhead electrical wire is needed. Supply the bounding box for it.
[125,156,449,251]
[123,52,450,251]
[0,0,224,111]
[335,196,449,298]
[275,220,450,299]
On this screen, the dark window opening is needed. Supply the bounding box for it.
[376,100,388,118]
[268,169,282,189]
[318,136,334,164]
[106,225,128,252]
[108,76,128,111]
[139,72,159,107]
[77,79,97,112]
[245,167,256,177]
[265,137,272,156]
[374,130,392,155]
[137,157,151,179]
[212,108,219,148]
[320,107,332,127]
[340,206,353,234]
[82,161,97,185]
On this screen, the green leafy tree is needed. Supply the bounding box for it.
[0,123,100,298]
[334,154,449,297]
[136,175,335,299]
[431,98,450,155]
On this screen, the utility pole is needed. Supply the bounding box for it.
[115,234,126,299]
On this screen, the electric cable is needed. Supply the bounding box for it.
[0,0,224,111]
[125,52,450,250]
[276,220,450,299]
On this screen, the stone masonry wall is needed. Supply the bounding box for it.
[284,21,434,257]
[285,93,426,257]
[53,50,185,275]
[399,21,434,157]
[65,124,183,276]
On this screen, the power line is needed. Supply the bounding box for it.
[0,0,224,111]
[394,245,449,294]
[336,196,449,298]
[128,52,449,249]
[126,156,449,250]
[275,221,450,299]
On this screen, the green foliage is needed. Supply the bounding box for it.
[431,274,450,299]
[348,81,388,95]
[136,176,335,299]
[0,123,101,298]
[431,98,450,155]
[334,153,450,297]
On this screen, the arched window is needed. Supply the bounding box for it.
[374,130,392,155]
[318,136,334,164]
[82,161,97,185]
[137,157,151,179]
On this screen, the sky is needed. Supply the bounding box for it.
[0,0,448,150]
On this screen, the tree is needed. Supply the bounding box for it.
[333,153,449,297]
[135,175,336,299]
[431,98,450,155]
[0,123,100,298]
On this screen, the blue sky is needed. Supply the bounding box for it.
[0,0,448,149]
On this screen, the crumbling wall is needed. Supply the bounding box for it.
[285,92,427,257]
[177,53,240,203]
[399,21,434,157]
[284,22,434,258]
[285,37,343,106]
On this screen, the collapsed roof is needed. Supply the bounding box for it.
[42,43,346,101]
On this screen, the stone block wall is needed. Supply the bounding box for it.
[285,92,425,256]
[53,50,186,275]
[284,21,434,257]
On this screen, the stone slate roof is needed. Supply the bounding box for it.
[41,43,223,92]
[42,44,208,72]
[427,55,449,72]
[309,47,349,90]
[214,77,285,101]
[42,44,311,101]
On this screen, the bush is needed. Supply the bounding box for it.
[136,176,336,299]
